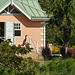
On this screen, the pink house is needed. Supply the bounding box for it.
[0,0,50,59]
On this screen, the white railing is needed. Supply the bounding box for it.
[0,36,39,53]
[29,37,39,53]
[16,37,39,53]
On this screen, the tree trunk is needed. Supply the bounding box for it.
[64,26,71,47]
[63,26,71,58]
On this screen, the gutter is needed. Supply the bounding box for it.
[31,17,50,21]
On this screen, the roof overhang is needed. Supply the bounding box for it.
[31,17,50,21]
[0,0,50,21]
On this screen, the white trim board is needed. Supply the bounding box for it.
[40,44,43,47]
[40,39,43,41]
[40,27,44,30]
[14,22,22,38]
[40,33,43,36]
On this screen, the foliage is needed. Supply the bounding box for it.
[52,45,62,54]
[1,55,75,75]
[67,47,75,58]
[0,41,33,75]
[39,0,75,47]
[69,28,75,46]
[38,0,50,12]
[0,41,32,63]
[39,58,75,75]
[47,58,75,75]
[0,58,40,75]
[0,65,15,75]
[68,47,75,53]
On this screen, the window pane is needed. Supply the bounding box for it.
[14,24,17,26]
[14,23,21,36]
[17,27,18,29]
[19,27,20,29]
[15,30,21,36]
[19,24,20,26]
[14,27,17,29]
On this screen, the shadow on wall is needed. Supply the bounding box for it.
[42,41,52,60]
[13,15,43,28]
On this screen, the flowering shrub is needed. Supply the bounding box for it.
[68,47,75,53]
[52,45,62,54]
[68,47,75,58]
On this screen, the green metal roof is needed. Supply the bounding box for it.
[0,0,10,11]
[0,0,50,21]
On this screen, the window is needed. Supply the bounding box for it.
[14,23,21,36]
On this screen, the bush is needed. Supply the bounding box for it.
[0,65,15,75]
[1,41,75,75]
[1,58,75,75]
[45,58,75,75]
[0,41,33,75]
[67,47,75,58]
[52,45,62,54]
[34,58,75,75]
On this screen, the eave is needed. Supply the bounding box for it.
[0,0,50,21]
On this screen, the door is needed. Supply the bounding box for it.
[0,22,4,43]
[0,22,4,37]
[5,22,14,45]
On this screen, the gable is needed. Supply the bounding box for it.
[0,0,50,21]
[1,5,22,14]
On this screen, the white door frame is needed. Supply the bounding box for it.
[5,22,14,45]
[0,21,14,45]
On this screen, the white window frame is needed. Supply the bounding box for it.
[14,22,22,37]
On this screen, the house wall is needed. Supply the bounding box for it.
[0,15,44,49]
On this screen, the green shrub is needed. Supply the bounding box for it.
[47,58,75,75]
[1,41,75,75]
[0,41,33,75]
[0,58,75,75]
[0,65,15,75]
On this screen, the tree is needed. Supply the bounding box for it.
[39,0,75,48]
